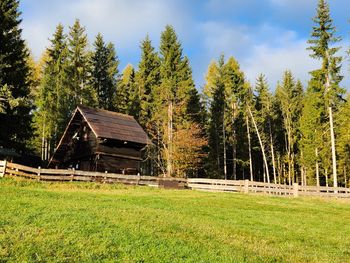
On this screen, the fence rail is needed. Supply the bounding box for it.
[0,161,186,188]
[1,160,350,198]
[187,178,350,198]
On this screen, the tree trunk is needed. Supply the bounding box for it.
[277,154,281,184]
[269,121,277,184]
[167,101,173,177]
[223,111,227,180]
[287,132,292,186]
[315,147,320,187]
[248,107,270,183]
[344,166,347,187]
[329,106,338,190]
[324,51,338,191]
[232,102,237,180]
[263,162,266,183]
[232,137,237,180]
[246,115,253,181]
[214,123,220,173]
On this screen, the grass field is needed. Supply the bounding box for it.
[0,177,349,262]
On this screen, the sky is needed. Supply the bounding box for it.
[19,0,350,90]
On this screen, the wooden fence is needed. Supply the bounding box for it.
[187,178,350,198]
[1,160,350,198]
[0,160,186,188]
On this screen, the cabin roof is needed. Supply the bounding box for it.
[77,105,150,144]
[49,105,151,166]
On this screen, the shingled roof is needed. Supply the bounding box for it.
[77,105,150,144]
[49,106,151,166]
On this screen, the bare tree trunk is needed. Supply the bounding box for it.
[315,147,320,187]
[233,137,236,180]
[167,102,173,177]
[269,122,277,184]
[344,166,347,187]
[288,160,291,186]
[215,125,220,173]
[329,106,338,190]
[48,140,51,161]
[248,107,270,183]
[277,154,281,184]
[300,152,304,186]
[325,168,329,190]
[44,139,48,161]
[263,162,266,183]
[324,51,338,191]
[287,133,292,186]
[223,112,227,180]
[41,122,45,161]
[246,115,253,181]
[232,102,237,180]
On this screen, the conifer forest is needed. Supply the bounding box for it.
[2,0,350,188]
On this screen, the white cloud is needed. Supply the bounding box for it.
[20,0,349,91]
[21,0,192,60]
[195,21,319,88]
[242,40,319,88]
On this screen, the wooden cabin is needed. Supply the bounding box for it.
[49,105,151,174]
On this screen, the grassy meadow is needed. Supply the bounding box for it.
[0,177,349,262]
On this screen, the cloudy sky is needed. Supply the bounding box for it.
[20,0,350,90]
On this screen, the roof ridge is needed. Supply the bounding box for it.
[77,105,135,119]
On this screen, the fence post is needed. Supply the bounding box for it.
[37,166,41,181]
[104,171,108,184]
[137,172,141,185]
[0,160,7,177]
[70,168,75,182]
[293,183,299,197]
[244,179,249,194]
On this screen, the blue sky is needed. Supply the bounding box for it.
[19,0,350,90]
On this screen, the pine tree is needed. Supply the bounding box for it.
[275,71,304,185]
[254,74,273,184]
[33,24,70,160]
[222,56,245,180]
[153,25,206,177]
[115,64,136,115]
[67,19,96,110]
[0,0,32,153]
[90,33,119,110]
[337,94,350,187]
[307,0,344,188]
[206,56,225,178]
[300,84,323,186]
[136,36,160,128]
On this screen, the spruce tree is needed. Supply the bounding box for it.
[222,56,245,180]
[300,84,323,186]
[206,56,225,178]
[33,24,70,160]
[90,33,119,110]
[67,19,96,111]
[306,0,344,187]
[337,94,350,187]
[0,0,32,153]
[275,71,304,185]
[115,64,136,115]
[136,36,160,128]
[154,25,205,177]
[254,74,273,183]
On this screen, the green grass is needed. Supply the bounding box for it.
[0,178,349,262]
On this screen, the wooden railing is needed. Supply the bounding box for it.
[1,160,350,198]
[0,161,186,188]
[187,178,350,198]
[0,160,6,177]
